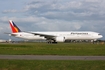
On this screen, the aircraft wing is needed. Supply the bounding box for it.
[31,32,56,38]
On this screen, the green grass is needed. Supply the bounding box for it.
[0,60,105,70]
[0,43,105,70]
[0,43,105,55]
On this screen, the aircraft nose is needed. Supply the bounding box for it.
[101,35,103,38]
[98,33,103,38]
[100,35,103,38]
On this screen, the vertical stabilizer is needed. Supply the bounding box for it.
[9,20,21,33]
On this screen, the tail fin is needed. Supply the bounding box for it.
[9,20,21,33]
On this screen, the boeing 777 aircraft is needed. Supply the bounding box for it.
[9,20,103,43]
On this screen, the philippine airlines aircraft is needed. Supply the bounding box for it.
[9,20,103,43]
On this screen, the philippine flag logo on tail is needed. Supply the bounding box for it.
[9,20,21,33]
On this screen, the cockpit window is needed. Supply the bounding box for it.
[98,34,101,35]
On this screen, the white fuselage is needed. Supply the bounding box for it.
[11,31,103,41]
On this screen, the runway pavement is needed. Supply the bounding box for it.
[0,55,105,60]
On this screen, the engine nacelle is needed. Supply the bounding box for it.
[55,36,65,42]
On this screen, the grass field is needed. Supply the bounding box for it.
[0,43,105,70]
[0,60,105,70]
[0,43,105,55]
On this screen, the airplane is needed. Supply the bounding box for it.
[9,20,103,43]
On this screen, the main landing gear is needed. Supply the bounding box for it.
[47,40,57,44]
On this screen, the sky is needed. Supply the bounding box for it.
[0,0,105,40]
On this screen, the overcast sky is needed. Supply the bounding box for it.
[0,0,105,40]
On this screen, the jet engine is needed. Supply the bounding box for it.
[55,36,65,42]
